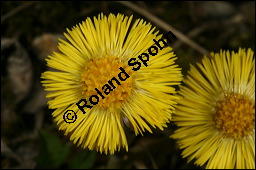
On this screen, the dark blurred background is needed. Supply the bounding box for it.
[1,1,255,169]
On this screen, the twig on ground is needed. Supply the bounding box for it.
[116,1,211,57]
[173,13,244,50]
[1,2,37,24]
[172,23,213,49]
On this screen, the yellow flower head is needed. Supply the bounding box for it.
[171,48,255,169]
[41,13,182,154]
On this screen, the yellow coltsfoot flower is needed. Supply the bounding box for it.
[171,48,255,169]
[41,13,182,154]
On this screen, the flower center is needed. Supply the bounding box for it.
[81,56,133,109]
[214,93,255,139]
